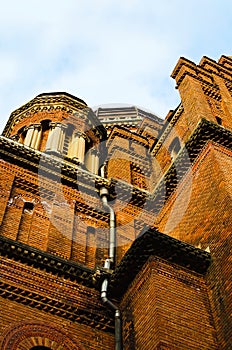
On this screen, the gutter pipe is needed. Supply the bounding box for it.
[100,187,115,265]
[99,180,123,350]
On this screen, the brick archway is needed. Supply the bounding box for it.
[1,321,85,350]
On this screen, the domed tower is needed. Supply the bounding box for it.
[3,92,106,173]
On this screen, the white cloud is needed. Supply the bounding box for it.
[0,0,232,132]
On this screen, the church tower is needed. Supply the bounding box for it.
[0,56,231,350]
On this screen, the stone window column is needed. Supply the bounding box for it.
[85,149,93,172]
[19,133,24,144]
[24,126,35,147]
[35,127,42,150]
[68,131,86,163]
[85,148,99,174]
[30,124,42,150]
[45,122,66,153]
[93,149,100,175]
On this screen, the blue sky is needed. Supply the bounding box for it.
[0,0,232,133]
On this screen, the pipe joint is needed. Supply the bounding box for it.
[100,187,109,198]
[115,310,121,318]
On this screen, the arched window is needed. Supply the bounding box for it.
[63,124,74,156]
[23,201,34,214]
[215,116,222,125]
[17,201,34,243]
[30,347,52,350]
[18,126,27,144]
[40,119,51,151]
[169,137,181,160]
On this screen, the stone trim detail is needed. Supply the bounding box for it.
[0,235,94,286]
[1,321,85,350]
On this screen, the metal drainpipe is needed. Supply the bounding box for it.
[99,185,123,350]
[100,187,115,264]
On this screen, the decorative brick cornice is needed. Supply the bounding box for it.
[3,92,87,136]
[152,119,232,203]
[0,236,116,331]
[109,228,211,299]
[1,118,231,214]
[171,55,232,89]
[0,235,94,286]
[3,92,107,141]
[0,280,114,333]
[0,135,151,210]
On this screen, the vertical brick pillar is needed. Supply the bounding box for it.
[120,258,219,350]
[0,196,24,240]
[85,226,97,268]
[213,74,232,129]
[47,199,74,259]
[71,215,87,264]
[0,166,15,226]
[177,75,213,130]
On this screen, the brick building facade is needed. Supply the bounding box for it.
[0,55,231,349]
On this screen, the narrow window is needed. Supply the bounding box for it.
[216,116,222,125]
[17,202,34,243]
[169,137,181,160]
[23,201,34,214]
[40,119,51,151]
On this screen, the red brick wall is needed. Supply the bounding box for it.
[0,159,110,266]
[0,255,114,350]
[120,257,218,350]
[156,143,232,349]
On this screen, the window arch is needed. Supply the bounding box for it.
[40,119,51,151]
[1,321,85,350]
[30,347,52,350]
[169,137,181,160]
[18,126,27,144]
[17,201,34,243]
[23,201,34,213]
[215,116,222,125]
